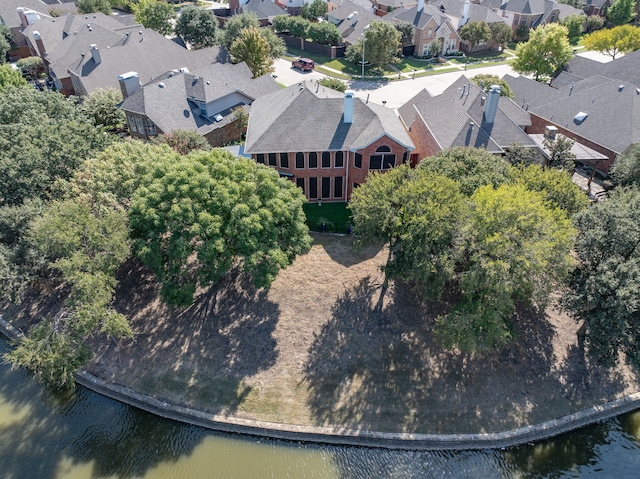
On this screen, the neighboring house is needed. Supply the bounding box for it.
[119,62,280,147]
[228,0,286,22]
[584,0,610,16]
[21,12,228,96]
[553,50,640,87]
[373,0,419,15]
[329,2,379,45]
[398,75,535,160]
[245,81,414,201]
[388,0,461,56]
[327,0,375,14]
[0,2,77,58]
[505,73,640,173]
[480,0,581,31]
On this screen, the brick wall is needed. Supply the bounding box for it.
[204,119,245,148]
[407,114,442,162]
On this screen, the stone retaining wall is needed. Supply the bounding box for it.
[2,316,639,451]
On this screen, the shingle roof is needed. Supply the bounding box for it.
[120,63,279,136]
[0,0,76,29]
[559,50,640,87]
[400,76,534,153]
[436,0,507,25]
[242,0,286,19]
[245,81,414,154]
[389,5,449,29]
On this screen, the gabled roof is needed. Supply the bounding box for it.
[399,76,534,153]
[0,0,76,29]
[241,0,286,20]
[436,0,506,25]
[389,4,451,29]
[558,50,640,87]
[245,81,414,154]
[120,62,279,136]
[331,2,378,44]
[506,74,640,154]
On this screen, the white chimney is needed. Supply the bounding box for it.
[418,0,425,11]
[459,0,471,27]
[118,71,140,99]
[90,44,101,65]
[483,85,501,124]
[344,90,355,124]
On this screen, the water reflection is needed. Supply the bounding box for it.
[2,336,640,479]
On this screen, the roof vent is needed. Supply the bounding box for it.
[347,11,357,20]
[168,72,173,77]
[636,88,640,95]
[139,31,143,34]
[159,82,165,88]
[574,111,588,124]
[206,80,211,85]
[179,67,189,73]
[214,114,223,122]
[619,85,624,91]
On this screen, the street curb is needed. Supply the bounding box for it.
[2,316,639,451]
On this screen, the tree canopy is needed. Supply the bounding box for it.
[543,134,576,171]
[611,144,640,186]
[565,186,640,369]
[129,150,311,306]
[132,0,176,36]
[583,25,640,59]
[606,0,637,25]
[230,26,274,78]
[301,0,328,20]
[471,73,514,98]
[460,21,491,51]
[512,23,573,81]
[82,87,126,133]
[223,13,260,49]
[346,20,401,69]
[308,21,342,46]
[174,5,220,49]
[489,21,512,48]
[0,64,27,90]
[562,14,585,40]
[77,0,112,15]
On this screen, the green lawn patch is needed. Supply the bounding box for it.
[303,202,352,233]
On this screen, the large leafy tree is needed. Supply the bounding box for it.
[583,25,640,59]
[562,14,585,40]
[16,56,42,78]
[350,165,467,299]
[129,150,311,306]
[230,26,274,78]
[132,0,176,36]
[395,21,415,46]
[308,22,342,46]
[174,5,220,49]
[0,64,27,89]
[611,144,640,186]
[418,146,511,196]
[222,12,260,49]
[152,129,211,155]
[436,184,576,351]
[77,0,112,15]
[512,23,573,81]
[606,0,637,25]
[489,21,512,49]
[0,87,113,207]
[346,20,401,69]
[543,135,576,171]
[459,21,491,52]
[565,186,640,369]
[471,73,513,98]
[82,87,126,133]
[301,0,328,20]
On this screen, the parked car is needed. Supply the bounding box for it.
[292,58,314,72]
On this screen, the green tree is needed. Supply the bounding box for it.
[260,27,286,59]
[585,15,605,33]
[583,25,640,59]
[230,26,274,78]
[504,141,536,166]
[606,0,637,25]
[471,73,514,98]
[459,21,491,52]
[543,135,576,171]
[223,12,260,49]
[0,36,10,64]
[0,64,27,89]
[0,87,113,207]
[509,164,589,215]
[564,186,640,369]
[16,56,43,79]
[512,24,573,81]
[272,15,292,34]
[418,146,511,196]
[349,165,467,299]
[318,77,347,92]
[82,87,126,133]
[563,14,585,40]
[489,21,512,49]
[5,199,132,388]
[132,0,176,36]
[395,20,414,46]
[301,0,328,20]
[174,5,220,49]
[436,184,576,351]
[153,129,211,155]
[286,16,310,38]
[346,20,401,69]
[308,21,342,46]
[611,144,640,186]
[129,150,311,306]
[77,0,112,14]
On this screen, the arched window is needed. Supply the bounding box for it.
[295,152,304,169]
[376,146,391,153]
[370,145,396,170]
[335,151,344,168]
[322,151,331,168]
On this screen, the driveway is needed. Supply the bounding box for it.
[273,59,519,109]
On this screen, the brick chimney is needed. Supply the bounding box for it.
[483,85,500,124]
[33,31,46,57]
[229,0,240,15]
[344,90,355,124]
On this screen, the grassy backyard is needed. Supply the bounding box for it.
[303,202,352,233]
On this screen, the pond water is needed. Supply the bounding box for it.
[2,336,640,479]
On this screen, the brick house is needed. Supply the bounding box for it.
[245,81,414,201]
[119,62,279,148]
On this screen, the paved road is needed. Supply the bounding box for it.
[273,59,519,109]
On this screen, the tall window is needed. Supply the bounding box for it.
[309,152,318,168]
[309,177,318,199]
[335,151,344,168]
[334,177,343,198]
[127,115,137,133]
[146,119,157,136]
[322,151,331,168]
[355,153,362,169]
[256,154,265,164]
[134,117,144,135]
[268,153,277,166]
[321,177,330,198]
[280,153,289,168]
[296,152,304,169]
[296,177,304,193]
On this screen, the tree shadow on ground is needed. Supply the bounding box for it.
[303,276,628,434]
[87,258,280,417]
[312,233,384,268]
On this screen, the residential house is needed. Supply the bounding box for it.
[21,12,227,96]
[0,2,77,58]
[119,62,280,147]
[328,2,379,46]
[553,50,640,88]
[388,0,461,56]
[327,0,376,15]
[227,0,286,23]
[373,0,419,15]
[480,0,582,33]
[505,72,640,173]
[584,0,610,16]
[398,75,535,160]
[245,80,414,201]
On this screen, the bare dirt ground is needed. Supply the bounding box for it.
[4,233,640,434]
